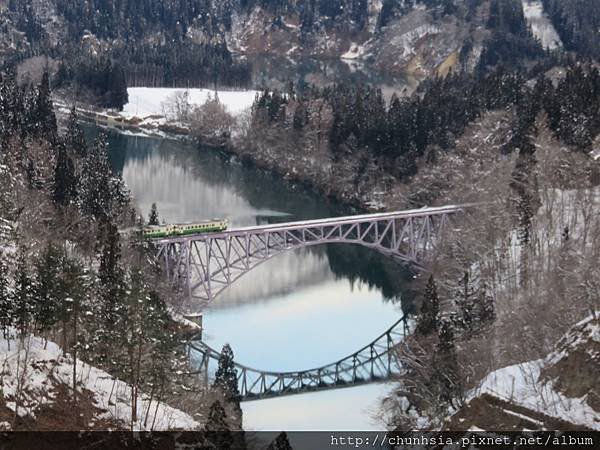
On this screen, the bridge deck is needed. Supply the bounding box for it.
[153,204,478,244]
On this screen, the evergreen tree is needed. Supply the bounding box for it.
[455,271,477,332]
[12,247,34,339]
[104,64,129,110]
[52,143,78,206]
[31,71,58,141]
[0,253,12,343]
[65,107,88,158]
[60,256,88,408]
[95,223,127,369]
[33,243,63,340]
[213,343,239,402]
[204,400,233,449]
[268,432,293,450]
[79,135,128,221]
[477,284,496,324]
[434,318,462,407]
[416,275,440,335]
[148,203,160,226]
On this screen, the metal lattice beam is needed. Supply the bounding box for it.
[188,316,410,401]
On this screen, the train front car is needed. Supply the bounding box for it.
[142,219,229,239]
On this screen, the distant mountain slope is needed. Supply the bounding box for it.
[0,0,568,88]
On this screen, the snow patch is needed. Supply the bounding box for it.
[122,87,260,120]
[475,313,600,430]
[341,43,367,60]
[522,0,563,50]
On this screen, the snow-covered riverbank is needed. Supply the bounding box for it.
[123,87,259,119]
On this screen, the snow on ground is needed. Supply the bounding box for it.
[0,333,201,430]
[122,87,260,119]
[522,0,563,50]
[475,313,600,430]
[341,43,368,60]
[390,24,440,59]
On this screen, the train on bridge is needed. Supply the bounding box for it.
[141,219,229,239]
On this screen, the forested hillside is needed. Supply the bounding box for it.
[542,0,600,60]
[0,72,242,433]
[2,0,252,108]
[2,0,591,110]
[235,63,599,208]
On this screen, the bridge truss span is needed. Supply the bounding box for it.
[188,316,409,401]
[155,205,475,310]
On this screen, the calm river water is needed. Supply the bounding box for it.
[88,125,415,430]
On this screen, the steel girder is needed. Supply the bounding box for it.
[154,205,467,311]
[188,316,409,401]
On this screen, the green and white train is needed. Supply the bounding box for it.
[142,219,229,239]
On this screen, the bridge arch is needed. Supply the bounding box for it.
[188,315,409,400]
[154,205,471,311]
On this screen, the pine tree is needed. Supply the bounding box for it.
[204,400,233,449]
[33,243,63,341]
[416,275,440,335]
[31,71,58,141]
[65,107,88,158]
[95,223,127,370]
[108,65,129,111]
[79,135,128,221]
[213,343,239,402]
[0,253,12,344]
[268,432,293,450]
[52,143,78,206]
[477,284,496,324]
[455,271,476,333]
[434,318,462,407]
[148,203,160,226]
[60,256,88,410]
[13,247,34,339]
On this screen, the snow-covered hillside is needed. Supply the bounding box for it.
[0,333,201,431]
[474,314,599,430]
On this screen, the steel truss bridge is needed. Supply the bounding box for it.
[188,316,409,401]
[156,204,477,399]
[155,204,475,311]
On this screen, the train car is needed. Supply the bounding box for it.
[142,219,229,239]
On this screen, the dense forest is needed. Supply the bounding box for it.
[250,63,600,182]
[4,0,252,108]
[542,0,600,60]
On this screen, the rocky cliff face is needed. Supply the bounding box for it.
[226,0,477,78]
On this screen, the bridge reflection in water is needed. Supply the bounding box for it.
[188,316,409,401]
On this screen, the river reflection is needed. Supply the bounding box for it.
[244,54,419,101]
[88,125,414,429]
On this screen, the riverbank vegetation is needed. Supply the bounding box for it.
[0,71,246,433]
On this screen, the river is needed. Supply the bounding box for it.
[85,124,416,431]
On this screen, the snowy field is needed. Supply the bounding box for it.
[0,333,201,431]
[122,87,260,119]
